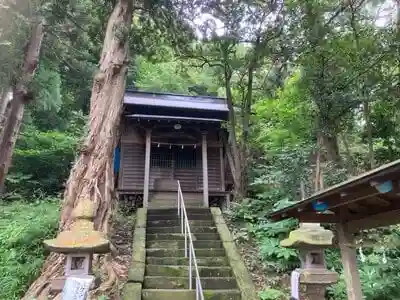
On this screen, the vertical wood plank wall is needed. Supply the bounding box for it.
[119,123,225,192]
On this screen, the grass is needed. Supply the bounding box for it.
[0,199,60,300]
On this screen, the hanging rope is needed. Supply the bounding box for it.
[151,141,200,148]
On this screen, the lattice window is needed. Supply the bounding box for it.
[151,146,172,168]
[175,147,198,169]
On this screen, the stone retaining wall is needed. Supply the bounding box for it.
[122,208,147,300]
[211,208,258,300]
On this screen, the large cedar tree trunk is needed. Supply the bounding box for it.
[0,21,44,193]
[23,1,133,298]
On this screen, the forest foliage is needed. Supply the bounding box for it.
[1,0,400,299]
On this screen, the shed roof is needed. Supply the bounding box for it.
[124,90,229,112]
[268,159,400,231]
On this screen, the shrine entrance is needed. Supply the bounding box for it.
[150,144,201,190]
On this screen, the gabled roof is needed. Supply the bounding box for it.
[124,90,229,112]
[268,159,400,231]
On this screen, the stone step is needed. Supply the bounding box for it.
[147,208,211,215]
[143,276,238,290]
[147,226,217,234]
[146,240,223,249]
[147,219,215,227]
[149,204,204,209]
[142,289,242,300]
[146,233,221,241]
[147,214,213,221]
[146,256,229,266]
[145,265,233,277]
[149,201,203,206]
[146,248,225,258]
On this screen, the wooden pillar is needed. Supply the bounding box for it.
[337,223,363,300]
[219,146,225,191]
[143,128,151,207]
[202,132,209,207]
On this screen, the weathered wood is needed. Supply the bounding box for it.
[336,223,363,300]
[298,213,339,223]
[220,146,225,191]
[143,129,151,207]
[202,133,209,207]
[346,208,400,232]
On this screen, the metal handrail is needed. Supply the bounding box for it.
[177,180,205,300]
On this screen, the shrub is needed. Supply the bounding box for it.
[0,199,60,299]
[6,128,79,196]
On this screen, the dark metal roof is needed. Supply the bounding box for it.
[268,159,400,225]
[124,90,229,112]
[126,114,223,123]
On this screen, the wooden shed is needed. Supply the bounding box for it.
[116,90,232,208]
[268,159,400,300]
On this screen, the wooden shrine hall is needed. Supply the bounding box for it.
[116,90,233,208]
[269,159,400,300]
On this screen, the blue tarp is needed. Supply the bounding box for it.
[114,146,120,174]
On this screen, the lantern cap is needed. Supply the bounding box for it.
[44,199,110,254]
[281,223,334,248]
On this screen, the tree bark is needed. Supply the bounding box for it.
[23,0,133,298]
[0,20,44,193]
[364,100,375,170]
[222,48,245,199]
[0,89,13,139]
[320,132,341,164]
[340,132,356,175]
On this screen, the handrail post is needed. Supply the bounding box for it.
[184,219,188,257]
[177,189,180,217]
[177,180,204,300]
[189,244,192,289]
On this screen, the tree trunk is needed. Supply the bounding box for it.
[340,132,356,175]
[223,57,245,199]
[0,88,12,125]
[0,89,13,142]
[320,132,341,164]
[23,1,133,298]
[0,20,44,193]
[364,100,375,170]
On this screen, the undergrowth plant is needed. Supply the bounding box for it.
[0,199,60,299]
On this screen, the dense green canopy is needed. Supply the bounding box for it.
[1,0,400,299]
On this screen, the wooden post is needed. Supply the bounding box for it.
[202,132,209,207]
[220,146,225,191]
[143,128,151,207]
[337,223,363,300]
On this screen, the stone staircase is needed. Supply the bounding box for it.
[149,192,203,208]
[142,208,242,300]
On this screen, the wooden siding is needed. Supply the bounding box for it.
[118,121,225,193]
[120,142,145,190]
[208,147,221,191]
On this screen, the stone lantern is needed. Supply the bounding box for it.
[44,199,110,292]
[281,223,338,300]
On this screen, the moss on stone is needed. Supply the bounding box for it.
[135,208,147,228]
[211,208,258,300]
[280,224,334,248]
[146,248,225,257]
[146,240,179,249]
[203,289,241,300]
[142,289,241,300]
[128,261,145,283]
[133,228,146,243]
[211,209,233,243]
[131,235,146,263]
[146,265,186,277]
[121,282,141,300]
